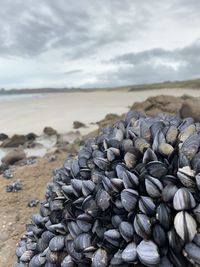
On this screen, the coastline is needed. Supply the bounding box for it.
[1,88,200,136]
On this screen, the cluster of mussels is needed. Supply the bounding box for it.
[15,111,200,267]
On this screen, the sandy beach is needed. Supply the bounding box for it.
[1,88,200,136]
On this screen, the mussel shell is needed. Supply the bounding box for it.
[122,170,139,189]
[110,250,123,265]
[137,240,160,267]
[162,184,178,203]
[173,187,196,210]
[145,176,163,198]
[177,166,196,188]
[181,133,200,160]
[146,161,168,178]
[156,203,172,230]
[61,255,75,267]
[29,254,46,267]
[124,152,137,169]
[74,233,91,252]
[142,148,157,164]
[152,224,167,247]
[96,189,111,211]
[168,228,184,253]
[184,242,200,265]
[121,189,138,212]
[91,248,108,267]
[119,221,134,242]
[174,211,197,242]
[138,196,156,216]
[122,242,137,263]
[133,214,151,239]
[104,229,121,247]
[49,235,65,252]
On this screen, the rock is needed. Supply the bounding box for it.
[73,121,86,129]
[26,133,37,141]
[1,135,26,148]
[1,148,26,165]
[43,127,57,136]
[27,199,39,208]
[0,133,8,141]
[3,169,13,179]
[131,95,185,116]
[97,113,121,128]
[180,98,200,121]
[6,179,22,192]
[57,131,82,145]
[0,163,9,174]
[48,155,57,162]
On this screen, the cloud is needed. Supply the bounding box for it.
[84,40,200,87]
[0,0,200,88]
[64,69,82,75]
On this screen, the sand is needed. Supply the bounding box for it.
[1,88,200,136]
[0,152,69,267]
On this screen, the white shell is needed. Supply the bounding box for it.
[174,211,197,242]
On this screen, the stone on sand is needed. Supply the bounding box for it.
[2,148,26,165]
[1,135,26,148]
[43,127,57,136]
[26,133,37,141]
[73,121,86,129]
[0,133,8,141]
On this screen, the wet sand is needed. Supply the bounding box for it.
[1,88,200,136]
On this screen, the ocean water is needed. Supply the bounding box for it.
[0,93,43,102]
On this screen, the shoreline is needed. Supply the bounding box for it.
[1,88,200,136]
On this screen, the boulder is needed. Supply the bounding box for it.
[26,132,37,141]
[0,133,8,141]
[43,127,57,136]
[73,121,86,129]
[1,148,26,165]
[1,135,26,148]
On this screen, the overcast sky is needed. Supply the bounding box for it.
[0,0,200,89]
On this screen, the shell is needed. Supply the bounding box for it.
[121,189,138,212]
[174,211,197,242]
[122,242,137,263]
[173,188,196,210]
[137,240,160,267]
[133,214,151,239]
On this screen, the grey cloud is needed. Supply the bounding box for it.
[0,0,154,58]
[111,41,200,66]
[0,0,200,88]
[64,69,82,75]
[86,41,200,87]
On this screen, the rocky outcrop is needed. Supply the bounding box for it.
[131,95,184,116]
[131,95,200,119]
[180,98,200,121]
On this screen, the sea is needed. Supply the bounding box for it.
[0,93,43,102]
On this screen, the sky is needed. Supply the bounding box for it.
[0,0,200,89]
